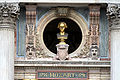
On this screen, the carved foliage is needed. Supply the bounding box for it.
[107,4,120,19]
[71,35,90,58]
[0,2,19,17]
[0,2,19,27]
[107,4,120,26]
[35,33,52,58]
[79,35,90,58]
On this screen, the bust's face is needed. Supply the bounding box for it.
[60,26,65,32]
[58,22,67,32]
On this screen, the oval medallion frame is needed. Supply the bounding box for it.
[36,9,89,58]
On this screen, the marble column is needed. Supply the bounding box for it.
[0,3,19,80]
[107,4,120,80]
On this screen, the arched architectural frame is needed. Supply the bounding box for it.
[36,9,89,58]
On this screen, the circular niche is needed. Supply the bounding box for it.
[43,18,82,54]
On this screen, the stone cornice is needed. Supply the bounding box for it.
[107,3,120,29]
[0,2,20,28]
[14,60,110,67]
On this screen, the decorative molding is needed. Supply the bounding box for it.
[26,24,36,59]
[14,60,110,67]
[35,33,53,58]
[72,35,90,58]
[79,35,90,58]
[89,5,100,60]
[107,4,120,28]
[56,7,70,17]
[25,5,36,59]
[0,2,19,28]
[0,27,14,31]
[15,66,88,70]
[26,5,36,25]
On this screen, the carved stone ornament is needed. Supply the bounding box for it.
[0,2,20,28]
[88,5,100,60]
[72,35,90,58]
[35,33,53,58]
[26,24,36,59]
[56,7,70,17]
[107,4,120,27]
[90,44,99,60]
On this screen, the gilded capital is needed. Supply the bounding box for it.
[107,4,120,27]
[0,2,20,28]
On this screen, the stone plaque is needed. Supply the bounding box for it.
[37,71,88,79]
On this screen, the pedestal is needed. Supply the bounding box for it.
[56,44,69,60]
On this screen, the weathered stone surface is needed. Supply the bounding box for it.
[0,2,19,80]
[107,3,120,80]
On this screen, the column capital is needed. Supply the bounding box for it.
[0,2,20,28]
[107,3,120,29]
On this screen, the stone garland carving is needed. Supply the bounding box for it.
[0,2,19,27]
[79,35,90,58]
[107,4,120,27]
[35,33,53,58]
[72,35,90,58]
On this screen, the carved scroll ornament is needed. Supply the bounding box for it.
[107,4,120,27]
[0,2,19,28]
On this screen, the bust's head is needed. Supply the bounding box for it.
[58,22,67,32]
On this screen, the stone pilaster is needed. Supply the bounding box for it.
[107,3,120,80]
[0,2,19,80]
[89,5,100,60]
[25,5,36,59]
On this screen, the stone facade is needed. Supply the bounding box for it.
[0,2,120,80]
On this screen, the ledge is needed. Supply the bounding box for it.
[0,0,120,3]
[14,60,110,67]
